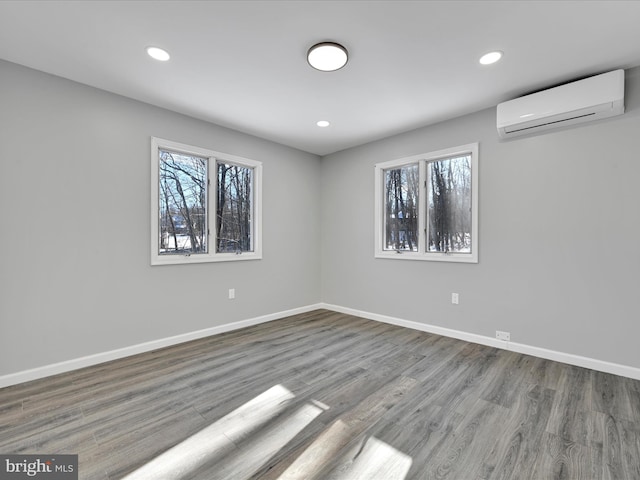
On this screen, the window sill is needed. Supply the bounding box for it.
[375,251,477,263]
[151,251,262,266]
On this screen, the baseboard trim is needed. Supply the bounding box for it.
[320,303,640,381]
[4,302,639,388]
[0,303,324,389]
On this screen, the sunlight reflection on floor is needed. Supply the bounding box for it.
[328,436,413,480]
[278,419,413,480]
[122,383,412,480]
[123,384,320,479]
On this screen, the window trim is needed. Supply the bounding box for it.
[374,143,478,263]
[151,137,262,266]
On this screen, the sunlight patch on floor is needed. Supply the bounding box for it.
[212,401,326,479]
[278,419,352,479]
[328,436,413,480]
[277,419,412,480]
[122,384,310,479]
[122,382,412,480]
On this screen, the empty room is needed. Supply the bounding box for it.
[1,1,640,479]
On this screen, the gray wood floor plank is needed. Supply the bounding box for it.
[425,398,510,480]
[598,414,640,480]
[479,351,534,409]
[525,355,565,390]
[547,364,594,446]
[482,384,555,480]
[364,395,465,478]
[1,309,639,480]
[591,369,640,424]
[529,431,598,480]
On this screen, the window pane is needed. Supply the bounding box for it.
[158,150,208,255]
[427,155,472,253]
[383,164,419,251]
[217,162,253,253]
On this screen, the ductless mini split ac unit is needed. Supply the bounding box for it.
[496,69,625,139]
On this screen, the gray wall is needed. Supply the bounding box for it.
[321,67,640,369]
[0,60,321,376]
[2,57,639,379]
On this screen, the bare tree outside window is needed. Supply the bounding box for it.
[384,164,419,251]
[152,137,262,265]
[159,150,208,255]
[428,155,472,253]
[217,162,253,253]
[375,143,477,263]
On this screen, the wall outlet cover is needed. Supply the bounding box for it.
[496,330,510,341]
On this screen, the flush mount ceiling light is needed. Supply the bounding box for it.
[316,120,331,127]
[146,46,170,62]
[479,50,503,65]
[307,42,348,71]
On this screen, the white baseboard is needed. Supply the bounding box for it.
[320,303,640,381]
[4,302,639,388]
[0,304,324,389]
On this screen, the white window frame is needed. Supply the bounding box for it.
[151,137,262,265]
[374,143,478,263]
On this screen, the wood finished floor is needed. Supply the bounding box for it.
[1,309,640,479]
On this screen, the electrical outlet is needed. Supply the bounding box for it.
[451,293,459,305]
[496,330,510,342]
[228,288,235,300]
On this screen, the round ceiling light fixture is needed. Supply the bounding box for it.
[479,50,503,65]
[307,42,348,72]
[316,120,331,127]
[146,46,171,62]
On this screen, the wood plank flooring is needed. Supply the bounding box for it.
[1,309,639,479]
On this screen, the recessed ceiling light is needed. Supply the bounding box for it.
[316,120,331,127]
[479,51,503,65]
[307,42,348,72]
[146,46,170,62]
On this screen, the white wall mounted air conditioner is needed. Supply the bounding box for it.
[497,69,625,139]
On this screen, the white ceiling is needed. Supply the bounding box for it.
[1,1,640,156]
